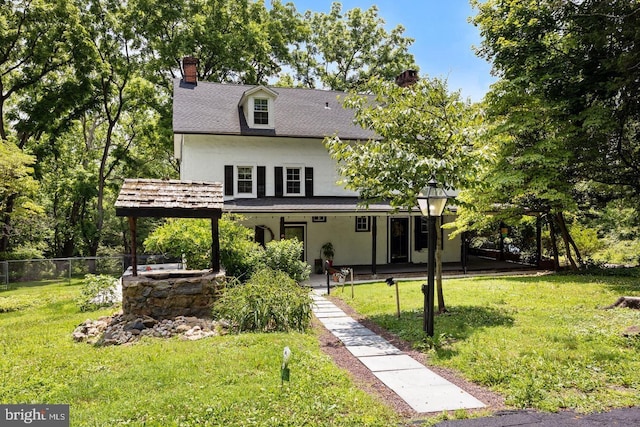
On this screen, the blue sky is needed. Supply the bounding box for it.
[289,0,496,102]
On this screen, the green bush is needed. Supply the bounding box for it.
[260,238,311,283]
[592,239,640,266]
[144,216,263,278]
[213,268,311,333]
[0,295,32,313]
[77,274,119,312]
[569,223,603,259]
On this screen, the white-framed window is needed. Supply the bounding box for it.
[253,98,269,125]
[355,216,370,232]
[236,166,253,194]
[285,167,302,195]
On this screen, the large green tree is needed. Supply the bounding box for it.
[0,0,93,254]
[462,0,640,268]
[326,75,486,310]
[326,76,485,207]
[291,3,416,90]
[131,0,305,87]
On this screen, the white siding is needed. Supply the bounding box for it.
[180,134,357,197]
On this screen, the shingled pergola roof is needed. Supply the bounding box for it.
[115,178,223,275]
[115,178,223,218]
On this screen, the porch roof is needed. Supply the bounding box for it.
[223,197,420,216]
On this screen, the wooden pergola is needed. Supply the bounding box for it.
[115,179,223,276]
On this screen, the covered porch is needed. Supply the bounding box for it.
[332,254,541,281]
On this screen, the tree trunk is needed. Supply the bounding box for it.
[0,194,17,253]
[555,212,578,270]
[557,211,583,267]
[605,296,640,310]
[548,216,560,270]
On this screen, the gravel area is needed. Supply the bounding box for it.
[314,295,507,420]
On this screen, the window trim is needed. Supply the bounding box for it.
[253,97,269,125]
[284,165,303,196]
[234,164,257,198]
[250,96,273,128]
[355,216,370,232]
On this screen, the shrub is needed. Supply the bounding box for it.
[569,223,604,259]
[260,238,311,283]
[77,274,119,312]
[219,216,263,280]
[143,216,263,278]
[0,295,32,313]
[592,239,640,266]
[213,268,311,333]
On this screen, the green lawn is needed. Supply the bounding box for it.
[332,273,640,413]
[0,279,399,426]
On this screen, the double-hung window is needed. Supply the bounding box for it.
[254,98,269,125]
[286,167,301,195]
[237,166,253,194]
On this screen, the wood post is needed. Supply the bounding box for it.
[211,216,220,272]
[128,216,137,276]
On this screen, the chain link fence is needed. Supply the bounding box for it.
[0,254,179,288]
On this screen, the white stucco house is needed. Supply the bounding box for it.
[172,58,461,275]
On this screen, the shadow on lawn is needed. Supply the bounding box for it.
[368,305,515,358]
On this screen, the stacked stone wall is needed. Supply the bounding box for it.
[122,271,225,319]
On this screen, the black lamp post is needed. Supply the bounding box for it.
[417,179,448,336]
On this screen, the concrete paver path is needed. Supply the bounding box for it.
[311,291,485,414]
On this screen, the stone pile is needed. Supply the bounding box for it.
[72,312,229,346]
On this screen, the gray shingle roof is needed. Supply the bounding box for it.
[173,79,377,140]
[115,179,223,218]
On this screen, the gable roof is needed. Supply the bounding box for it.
[238,86,279,106]
[173,79,378,140]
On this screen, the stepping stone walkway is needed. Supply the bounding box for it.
[311,291,486,414]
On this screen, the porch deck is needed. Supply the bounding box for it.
[332,255,541,281]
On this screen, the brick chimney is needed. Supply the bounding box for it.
[395,69,418,87]
[183,56,199,85]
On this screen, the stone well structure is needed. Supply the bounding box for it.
[122,270,226,319]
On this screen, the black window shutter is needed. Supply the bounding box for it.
[274,167,283,197]
[257,166,266,197]
[415,217,428,250]
[224,165,233,196]
[305,167,314,197]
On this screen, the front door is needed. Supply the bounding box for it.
[389,217,409,263]
[284,224,306,261]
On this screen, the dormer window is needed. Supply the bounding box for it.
[239,86,278,130]
[254,98,269,125]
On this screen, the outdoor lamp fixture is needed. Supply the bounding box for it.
[417,179,448,337]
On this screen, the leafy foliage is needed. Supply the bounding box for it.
[326,75,486,209]
[77,274,118,312]
[144,216,262,277]
[460,0,640,267]
[213,268,312,333]
[0,295,33,313]
[261,238,311,283]
[293,3,416,90]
